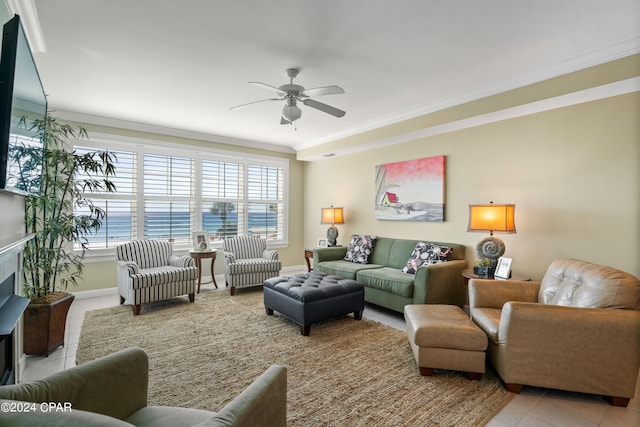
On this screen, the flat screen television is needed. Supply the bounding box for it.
[0,14,47,196]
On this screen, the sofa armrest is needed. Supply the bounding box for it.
[169,254,195,268]
[224,251,237,264]
[0,348,149,421]
[412,259,468,306]
[498,302,640,395]
[117,260,139,275]
[197,365,287,427]
[262,249,279,260]
[313,247,348,268]
[469,279,540,309]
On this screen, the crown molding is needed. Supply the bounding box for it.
[297,77,640,162]
[4,0,46,53]
[51,110,296,155]
[295,38,640,153]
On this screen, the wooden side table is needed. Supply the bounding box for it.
[462,268,529,284]
[304,249,313,272]
[189,249,218,293]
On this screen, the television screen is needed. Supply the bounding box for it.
[0,15,47,196]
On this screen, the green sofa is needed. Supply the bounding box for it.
[313,237,467,313]
[0,347,287,427]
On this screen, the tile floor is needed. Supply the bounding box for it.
[23,281,640,427]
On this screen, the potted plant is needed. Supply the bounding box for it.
[20,115,117,355]
[473,257,495,278]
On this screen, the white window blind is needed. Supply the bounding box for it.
[73,136,288,252]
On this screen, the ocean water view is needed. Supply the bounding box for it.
[86,211,279,246]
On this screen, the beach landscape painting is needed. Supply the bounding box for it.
[375,155,445,222]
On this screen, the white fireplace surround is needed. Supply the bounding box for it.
[0,234,31,384]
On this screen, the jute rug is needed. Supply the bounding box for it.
[77,288,513,426]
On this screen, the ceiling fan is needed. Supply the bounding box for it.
[230,68,346,125]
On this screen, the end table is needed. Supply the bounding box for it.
[189,249,218,293]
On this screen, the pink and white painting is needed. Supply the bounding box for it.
[375,155,445,221]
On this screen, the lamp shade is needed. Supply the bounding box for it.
[467,203,516,234]
[321,206,344,225]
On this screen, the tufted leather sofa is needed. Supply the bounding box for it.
[469,258,640,406]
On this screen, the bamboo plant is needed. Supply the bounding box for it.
[20,115,117,299]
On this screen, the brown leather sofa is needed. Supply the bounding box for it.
[469,258,640,407]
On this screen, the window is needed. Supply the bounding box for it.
[74,136,288,252]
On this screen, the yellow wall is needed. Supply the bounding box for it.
[303,90,640,280]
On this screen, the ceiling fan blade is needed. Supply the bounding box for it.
[230,98,282,110]
[249,82,286,95]
[302,85,345,97]
[302,99,346,118]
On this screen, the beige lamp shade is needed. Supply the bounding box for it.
[467,203,516,235]
[321,206,345,225]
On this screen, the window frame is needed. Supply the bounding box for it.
[74,133,289,261]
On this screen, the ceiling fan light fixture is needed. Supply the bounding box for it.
[282,102,302,122]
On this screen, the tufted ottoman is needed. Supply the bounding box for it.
[404,304,487,380]
[263,272,365,336]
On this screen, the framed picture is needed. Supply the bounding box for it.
[495,257,512,279]
[317,238,328,248]
[375,155,446,222]
[192,231,210,251]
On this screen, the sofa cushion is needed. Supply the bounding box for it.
[357,267,415,298]
[402,242,453,274]
[343,234,377,264]
[316,260,384,280]
[126,406,215,427]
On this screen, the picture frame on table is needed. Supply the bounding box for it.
[317,238,328,248]
[192,231,210,251]
[494,257,512,279]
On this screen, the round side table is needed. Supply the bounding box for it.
[462,268,529,284]
[189,249,218,293]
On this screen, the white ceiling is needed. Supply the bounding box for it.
[10,0,640,154]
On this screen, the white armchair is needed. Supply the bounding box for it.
[116,240,198,315]
[223,236,282,295]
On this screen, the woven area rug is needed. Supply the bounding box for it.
[77,288,513,426]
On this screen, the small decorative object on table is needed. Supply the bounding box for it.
[317,238,328,248]
[473,257,495,278]
[494,257,512,279]
[192,231,210,251]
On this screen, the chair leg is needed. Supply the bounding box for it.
[604,396,630,407]
[230,286,235,296]
[188,293,195,303]
[132,304,141,315]
[419,367,434,376]
[504,383,523,393]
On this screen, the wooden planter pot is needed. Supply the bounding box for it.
[23,293,75,356]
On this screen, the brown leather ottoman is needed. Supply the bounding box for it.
[404,304,487,380]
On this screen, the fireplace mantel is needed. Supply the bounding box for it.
[0,233,33,384]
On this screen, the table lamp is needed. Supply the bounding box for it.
[467,202,516,267]
[321,206,344,247]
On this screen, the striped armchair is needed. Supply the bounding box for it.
[116,240,198,315]
[223,236,282,295]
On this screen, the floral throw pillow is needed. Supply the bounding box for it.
[402,242,453,274]
[343,234,377,264]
